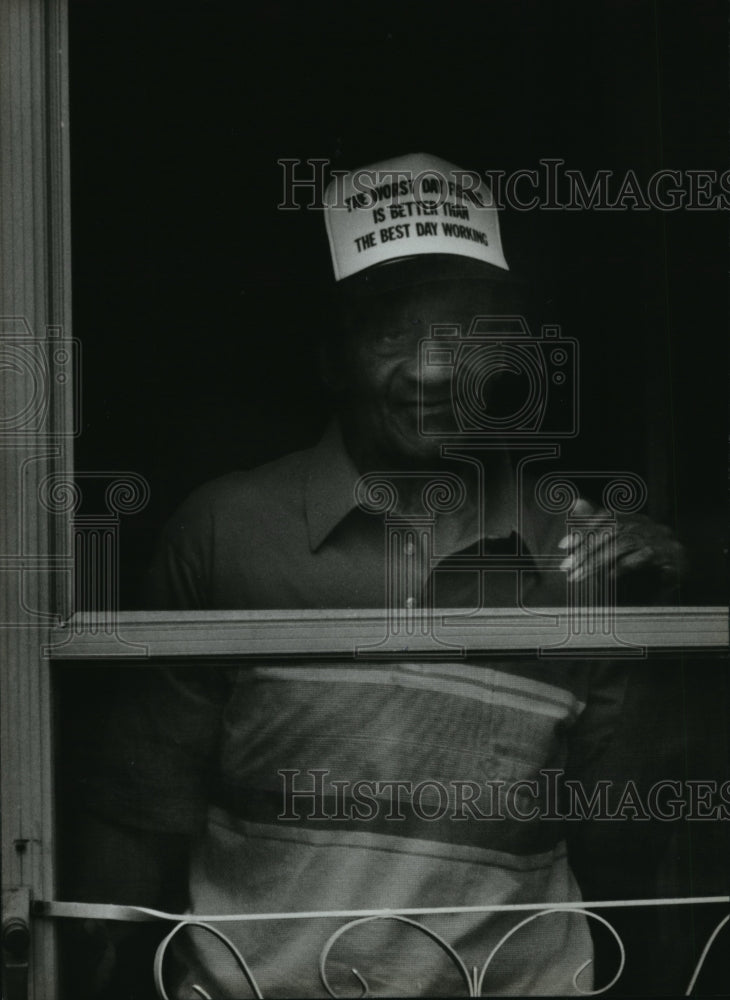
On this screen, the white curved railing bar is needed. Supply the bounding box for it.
[35,895,729,998]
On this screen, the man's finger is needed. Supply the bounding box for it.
[567,535,656,581]
[559,521,617,559]
[568,537,684,582]
[558,531,580,551]
[610,546,655,577]
[561,528,627,572]
[560,517,677,569]
[564,530,645,575]
[572,497,597,516]
[557,502,610,550]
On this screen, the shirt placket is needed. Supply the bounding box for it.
[386,515,434,632]
[390,509,483,615]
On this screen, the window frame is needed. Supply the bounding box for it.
[1,1,73,995]
[47,607,730,660]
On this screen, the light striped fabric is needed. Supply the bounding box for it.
[165,660,595,997]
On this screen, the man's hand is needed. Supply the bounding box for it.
[558,498,685,591]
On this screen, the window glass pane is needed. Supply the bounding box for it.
[59,4,729,996]
[55,655,729,996]
[68,1,727,611]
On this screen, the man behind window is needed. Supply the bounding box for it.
[70,154,683,998]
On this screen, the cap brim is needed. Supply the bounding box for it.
[335,254,523,299]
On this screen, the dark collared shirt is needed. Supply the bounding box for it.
[146,422,569,612]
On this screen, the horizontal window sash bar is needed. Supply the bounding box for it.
[46,607,728,659]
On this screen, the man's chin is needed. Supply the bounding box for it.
[343,415,455,470]
[384,426,452,467]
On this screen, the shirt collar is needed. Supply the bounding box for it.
[305,422,540,555]
[305,421,362,552]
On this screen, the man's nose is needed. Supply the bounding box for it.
[397,340,453,398]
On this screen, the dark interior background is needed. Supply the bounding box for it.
[68,0,728,607]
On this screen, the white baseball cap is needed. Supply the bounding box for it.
[324,152,509,284]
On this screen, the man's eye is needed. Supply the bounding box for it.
[375,329,407,346]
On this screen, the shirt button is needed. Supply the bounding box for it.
[405,596,415,608]
[404,541,415,556]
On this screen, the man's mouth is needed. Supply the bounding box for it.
[397,397,453,412]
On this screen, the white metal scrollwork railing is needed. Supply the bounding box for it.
[35,895,730,999]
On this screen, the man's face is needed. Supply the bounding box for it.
[330,278,521,469]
